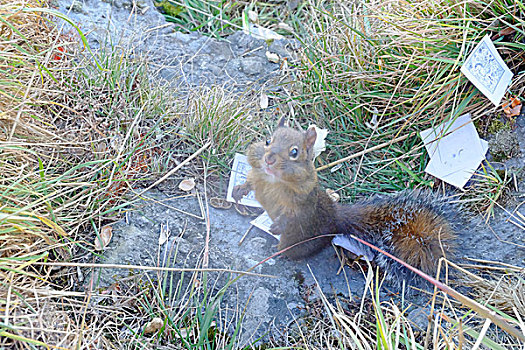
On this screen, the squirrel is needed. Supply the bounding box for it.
[232,118,458,287]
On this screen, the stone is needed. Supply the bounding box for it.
[240,56,266,76]
[69,0,84,13]
[489,128,520,161]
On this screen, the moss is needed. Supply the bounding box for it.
[487,118,511,135]
[488,129,520,162]
[154,0,184,17]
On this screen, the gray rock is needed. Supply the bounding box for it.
[56,0,294,92]
[240,56,267,76]
[88,190,365,345]
[68,0,84,13]
[407,306,431,331]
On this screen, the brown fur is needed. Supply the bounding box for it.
[233,126,334,258]
[343,202,456,275]
[233,123,457,282]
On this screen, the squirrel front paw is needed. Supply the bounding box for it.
[232,183,251,203]
[270,215,287,236]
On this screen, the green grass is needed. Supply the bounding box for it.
[154,0,305,38]
[290,0,524,200]
[113,270,241,349]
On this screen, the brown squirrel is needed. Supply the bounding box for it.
[233,118,458,286]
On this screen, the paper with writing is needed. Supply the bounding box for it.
[226,153,261,207]
[461,35,513,106]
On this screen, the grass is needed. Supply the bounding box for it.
[154,0,304,38]
[1,0,524,349]
[0,0,254,347]
[291,0,524,203]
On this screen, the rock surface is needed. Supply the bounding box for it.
[54,0,294,90]
[90,190,365,345]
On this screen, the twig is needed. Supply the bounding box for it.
[138,193,204,220]
[238,225,253,246]
[316,133,411,171]
[35,261,275,278]
[137,141,211,196]
[463,258,524,272]
[202,159,210,268]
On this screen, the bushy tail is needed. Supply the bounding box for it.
[336,191,459,289]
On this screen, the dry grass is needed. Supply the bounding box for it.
[1,1,171,347]
[270,261,525,349]
[292,0,524,205]
[460,260,525,315]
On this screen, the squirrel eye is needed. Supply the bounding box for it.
[289,147,299,159]
[265,138,271,146]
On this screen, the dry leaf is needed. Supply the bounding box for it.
[500,27,516,36]
[281,57,289,71]
[260,92,269,109]
[174,327,190,338]
[179,178,195,191]
[265,51,279,63]
[493,26,516,40]
[159,223,169,246]
[365,107,379,130]
[94,225,113,251]
[331,163,343,173]
[248,10,258,23]
[278,22,293,32]
[209,197,233,209]
[503,96,522,117]
[144,317,164,334]
[504,104,522,117]
[247,24,284,40]
[288,0,299,10]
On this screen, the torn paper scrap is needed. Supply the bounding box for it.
[308,124,329,159]
[245,24,284,41]
[332,235,374,261]
[420,113,488,189]
[226,153,262,208]
[461,35,513,106]
[250,212,279,241]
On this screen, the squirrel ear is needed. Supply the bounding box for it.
[277,117,287,128]
[305,126,317,152]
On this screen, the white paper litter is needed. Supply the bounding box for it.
[250,212,278,241]
[420,113,488,189]
[245,24,284,41]
[332,235,374,261]
[309,124,329,159]
[226,153,262,207]
[460,35,513,106]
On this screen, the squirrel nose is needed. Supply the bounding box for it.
[265,153,276,166]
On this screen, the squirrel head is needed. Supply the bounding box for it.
[258,117,318,187]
